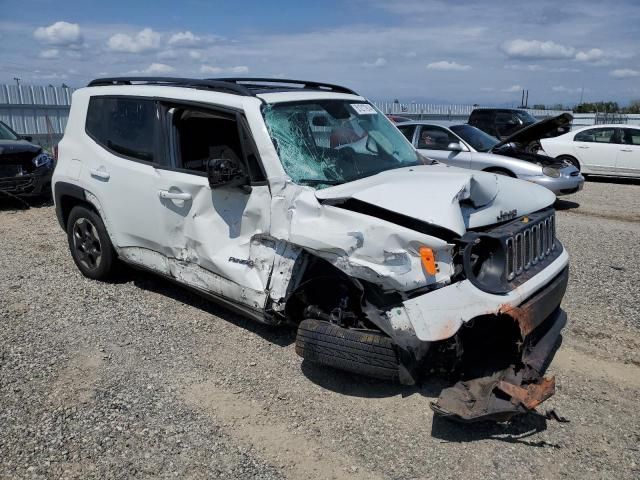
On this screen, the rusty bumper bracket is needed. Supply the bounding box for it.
[430,308,567,423]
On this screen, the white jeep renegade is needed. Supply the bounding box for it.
[53,77,570,422]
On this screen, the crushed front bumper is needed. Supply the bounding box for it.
[430,267,569,422]
[0,169,53,197]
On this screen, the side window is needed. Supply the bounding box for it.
[574,128,617,143]
[495,112,518,126]
[623,128,640,146]
[166,106,265,182]
[86,97,157,162]
[469,111,490,126]
[417,126,459,150]
[397,125,416,143]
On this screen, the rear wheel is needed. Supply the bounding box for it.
[295,319,399,382]
[66,205,116,280]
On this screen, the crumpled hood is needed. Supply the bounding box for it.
[315,165,555,236]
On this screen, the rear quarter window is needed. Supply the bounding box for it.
[86,97,157,162]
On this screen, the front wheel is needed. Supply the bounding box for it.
[295,319,400,382]
[66,205,116,280]
[557,155,580,171]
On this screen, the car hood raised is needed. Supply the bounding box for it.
[315,165,555,236]
[490,113,573,151]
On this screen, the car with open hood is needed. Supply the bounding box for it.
[397,116,584,196]
[0,120,55,199]
[468,107,571,141]
[53,77,571,423]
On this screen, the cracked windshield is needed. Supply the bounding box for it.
[263,100,424,188]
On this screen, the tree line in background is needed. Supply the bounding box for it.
[532,100,640,114]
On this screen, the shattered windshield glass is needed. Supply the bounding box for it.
[263,100,423,188]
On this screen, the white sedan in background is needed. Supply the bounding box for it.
[541,124,640,177]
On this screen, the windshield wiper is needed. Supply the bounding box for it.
[298,178,342,186]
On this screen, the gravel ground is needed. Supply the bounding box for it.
[1,179,639,479]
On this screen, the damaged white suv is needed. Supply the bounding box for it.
[53,77,569,422]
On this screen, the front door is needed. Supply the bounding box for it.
[416,125,471,169]
[155,102,273,312]
[572,127,620,174]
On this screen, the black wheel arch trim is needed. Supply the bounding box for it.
[53,181,91,230]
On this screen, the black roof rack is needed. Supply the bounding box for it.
[208,78,358,95]
[87,77,254,96]
[87,77,359,96]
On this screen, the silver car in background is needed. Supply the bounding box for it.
[397,120,584,196]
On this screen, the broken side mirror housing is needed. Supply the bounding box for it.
[207,158,249,190]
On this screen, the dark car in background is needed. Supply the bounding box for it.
[0,121,55,199]
[468,108,571,143]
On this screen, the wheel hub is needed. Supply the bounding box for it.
[72,218,102,270]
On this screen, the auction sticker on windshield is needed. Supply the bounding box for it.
[351,103,377,115]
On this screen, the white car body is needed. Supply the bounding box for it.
[53,78,570,421]
[541,124,640,177]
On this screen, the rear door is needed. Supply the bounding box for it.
[616,128,640,176]
[83,96,166,251]
[572,127,620,174]
[416,125,471,168]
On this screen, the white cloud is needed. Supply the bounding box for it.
[575,48,604,62]
[39,48,59,59]
[427,60,471,71]
[129,63,175,75]
[552,86,581,93]
[503,85,524,93]
[199,65,249,74]
[501,39,575,60]
[362,57,387,68]
[168,31,201,47]
[33,21,83,47]
[610,68,640,78]
[106,28,161,53]
[157,49,178,60]
[188,50,203,60]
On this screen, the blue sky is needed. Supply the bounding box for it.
[1,0,639,105]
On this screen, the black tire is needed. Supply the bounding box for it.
[295,319,399,382]
[66,205,116,280]
[486,168,515,177]
[557,155,580,171]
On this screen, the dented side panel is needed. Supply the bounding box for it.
[153,169,274,296]
[270,186,455,292]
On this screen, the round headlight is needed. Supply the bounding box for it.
[32,152,53,168]
[542,166,560,178]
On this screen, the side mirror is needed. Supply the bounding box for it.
[207,158,248,190]
[21,135,33,142]
[447,142,467,152]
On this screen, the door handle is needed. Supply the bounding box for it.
[620,149,633,152]
[89,168,110,180]
[158,190,192,201]
[577,146,589,149]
